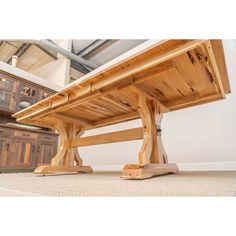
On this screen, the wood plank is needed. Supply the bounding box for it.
[34,165,93,175]
[166,93,222,110]
[210,40,230,94]
[33,91,103,120]
[76,106,107,118]
[101,96,133,112]
[16,40,204,122]
[132,84,169,112]
[16,104,52,122]
[92,40,205,91]
[12,40,229,134]
[70,127,143,147]
[51,113,94,127]
[93,111,140,128]
[137,95,154,165]
[121,163,178,180]
[132,61,174,85]
[204,40,226,98]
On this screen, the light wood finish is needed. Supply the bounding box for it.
[204,40,225,98]
[13,40,230,130]
[70,127,143,147]
[52,112,94,127]
[132,84,169,113]
[121,164,178,180]
[138,95,154,165]
[34,120,93,175]
[138,95,167,165]
[93,111,140,128]
[34,165,93,175]
[12,40,230,179]
[154,108,168,164]
[120,94,171,179]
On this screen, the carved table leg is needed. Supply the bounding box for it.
[121,95,178,180]
[34,120,93,175]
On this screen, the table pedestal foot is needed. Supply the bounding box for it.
[121,163,178,180]
[34,165,93,175]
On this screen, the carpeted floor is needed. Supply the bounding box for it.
[0,171,235,196]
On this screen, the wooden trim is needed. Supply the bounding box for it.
[101,97,133,112]
[204,40,225,98]
[166,93,222,110]
[132,84,169,112]
[34,120,93,175]
[121,163,178,180]
[92,40,205,91]
[32,91,103,120]
[138,95,154,165]
[209,40,230,94]
[52,113,93,127]
[32,62,173,118]
[66,40,168,88]
[34,165,93,175]
[13,40,205,122]
[16,104,52,122]
[70,127,143,147]
[93,111,140,128]
[132,61,174,85]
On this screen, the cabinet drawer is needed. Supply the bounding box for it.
[38,134,58,142]
[14,131,38,139]
[0,128,14,137]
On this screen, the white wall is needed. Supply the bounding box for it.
[80,40,236,170]
[31,58,70,87]
[30,40,72,87]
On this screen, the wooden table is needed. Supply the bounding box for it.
[12,40,230,179]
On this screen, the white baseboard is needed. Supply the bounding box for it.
[177,162,236,171]
[93,165,123,171]
[92,162,236,172]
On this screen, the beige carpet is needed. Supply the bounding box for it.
[0,171,235,196]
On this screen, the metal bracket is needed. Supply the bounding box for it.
[156,125,162,136]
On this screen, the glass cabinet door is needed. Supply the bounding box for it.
[0,76,14,110]
[0,90,12,108]
[17,83,37,111]
[37,89,53,102]
[0,77,14,91]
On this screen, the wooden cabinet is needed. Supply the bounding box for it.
[36,133,58,166]
[0,127,12,168]
[0,71,58,172]
[0,72,55,114]
[37,89,52,101]
[0,125,58,172]
[0,137,11,168]
[0,76,15,112]
[8,138,36,169]
[36,141,57,166]
[16,82,38,111]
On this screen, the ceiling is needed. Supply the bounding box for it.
[0,39,146,83]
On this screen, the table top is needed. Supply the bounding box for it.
[13,40,230,130]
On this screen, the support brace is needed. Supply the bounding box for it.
[34,96,178,179]
[121,95,178,179]
[34,120,93,175]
